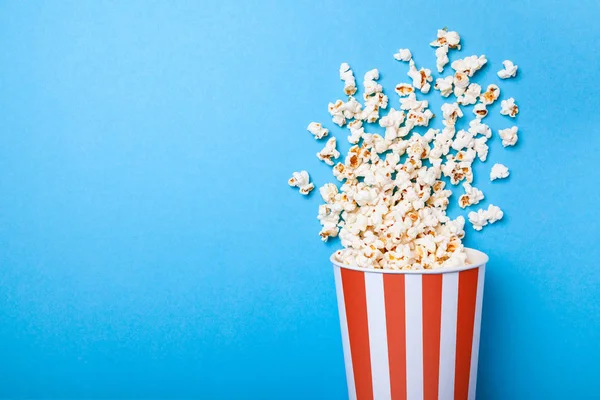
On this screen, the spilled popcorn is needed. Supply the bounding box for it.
[290,29,521,270]
[288,171,315,195]
[497,60,518,79]
[490,163,510,181]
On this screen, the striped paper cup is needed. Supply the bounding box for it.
[332,248,488,400]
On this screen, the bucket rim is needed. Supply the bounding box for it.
[330,247,488,274]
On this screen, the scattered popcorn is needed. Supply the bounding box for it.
[400,93,428,112]
[500,98,519,117]
[498,126,519,147]
[395,83,415,97]
[434,76,454,97]
[497,60,518,79]
[430,29,461,72]
[473,103,488,119]
[490,163,510,181]
[451,55,487,77]
[307,122,329,140]
[468,208,488,231]
[339,63,357,96]
[292,29,521,269]
[480,84,500,105]
[347,120,365,144]
[320,183,338,203]
[359,69,388,123]
[328,100,346,126]
[458,182,484,208]
[288,170,315,195]
[407,108,434,127]
[453,72,470,97]
[468,119,492,138]
[486,204,504,224]
[473,137,489,161]
[468,204,504,231]
[328,96,363,127]
[393,48,412,62]
[430,29,461,49]
[379,108,406,141]
[407,60,433,94]
[457,83,481,106]
[441,102,463,125]
[318,204,342,241]
[317,137,341,166]
[434,46,450,73]
[363,69,381,95]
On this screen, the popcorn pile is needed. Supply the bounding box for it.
[289,29,520,270]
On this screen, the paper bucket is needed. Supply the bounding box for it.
[332,248,488,400]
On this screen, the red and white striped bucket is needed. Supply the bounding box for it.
[332,248,488,400]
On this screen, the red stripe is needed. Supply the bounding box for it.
[422,274,443,400]
[341,268,373,400]
[383,274,406,400]
[454,268,480,400]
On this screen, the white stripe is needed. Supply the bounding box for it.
[468,266,486,400]
[334,266,357,400]
[405,274,424,400]
[438,272,459,400]
[364,273,391,400]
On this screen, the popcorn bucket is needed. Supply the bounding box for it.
[332,248,488,400]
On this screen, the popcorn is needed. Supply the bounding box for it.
[320,183,338,203]
[486,204,504,224]
[292,32,521,270]
[458,182,484,208]
[498,126,519,147]
[473,103,488,119]
[490,163,510,181]
[451,129,474,151]
[430,29,461,49]
[395,83,415,97]
[400,93,428,112]
[363,69,382,95]
[407,109,434,127]
[379,108,406,141]
[317,137,341,165]
[434,76,454,97]
[429,29,461,72]
[359,69,387,123]
[328,97,363,127]
[497,60,518,79]
[328,100,346,126]
[451,55,487,78]
[347,119,365,144]
[468,204,503,231]
[457,83,481,106]
[434,46,450,73]
[288,170,315,195]
[441,102,463,126]
[480,84,500,105]
[453,72,470,96]
[407,60,433,94]
[393,48,412,62]
[307,122,329,140]
[500,98,519,117]
[468,119,492,138]
[318,204,342,241]
[442,155,473,185]
[339,63,357,96]
[343,96,363,119]
[468,208,488,231]
[473,137,489,161]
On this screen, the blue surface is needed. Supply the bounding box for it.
[0,1,599,398]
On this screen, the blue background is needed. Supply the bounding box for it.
[0,0,599,398]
